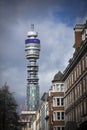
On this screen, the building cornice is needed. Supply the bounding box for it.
[63,39,87,81]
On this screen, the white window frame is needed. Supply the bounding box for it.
[53,83,64,92]
[53,97,64,107]
[53,111,65,121]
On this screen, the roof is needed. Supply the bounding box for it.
[52,71,63,82]
[41,92,49,101]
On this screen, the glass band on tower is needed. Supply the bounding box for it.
[25,24,40,111]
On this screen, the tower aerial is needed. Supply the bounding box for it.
[25,24,40,111]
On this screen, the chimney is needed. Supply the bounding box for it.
[73,24,84,51]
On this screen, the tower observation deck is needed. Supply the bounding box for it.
[25,24,40,111]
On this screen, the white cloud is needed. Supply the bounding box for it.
[35,20,74,96]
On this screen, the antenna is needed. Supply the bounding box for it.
[31,24,34,31]
[27,24,38,37]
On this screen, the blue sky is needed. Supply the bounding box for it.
[0,0,87,108]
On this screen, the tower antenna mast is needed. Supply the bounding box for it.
[31,24,34,31]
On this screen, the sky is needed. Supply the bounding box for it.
[0,0,87,109]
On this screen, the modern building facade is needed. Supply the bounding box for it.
[63,21,87,130]
[45,71,65,130]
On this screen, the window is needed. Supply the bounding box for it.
[65,81,67,92]
[57,112,60,120]
[79,62,81,76]
[55,84,64,92]
[56,84,60,91]
[79,82,82,96]
[53,98,56,106]
[75,87,77,101]
[54,127,60,130]
[65,97,67,109]
[53,85,55,90]
[85,54,87,68]
[86,75,87,91]
[74,69,77,81]
[57,98,60,106]
[58,128,60,130]
[82,31,85,41]
[61,112,64,120]
[69,75,72,87]
[61,98,64,106]
[83,100,87,115]
[77,104,82,122]
[72,110,75,121]
[67,78,70,89]
[54,127,56,130]
[83,78,86,93]
[53,111,65,121]
[77,65,79,78]
[82,57,85,71]
[77,85,80,98]
[81,102,83,116]
[61,84,64,91]
[76,107,78,121]
[53,112,56,121]
[71,72,74,84]
[62,127,64,130]
[71,92,74,104]
[53,97,64,107]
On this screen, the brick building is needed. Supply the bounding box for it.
[45,71,65,130]
[63,21,87,130]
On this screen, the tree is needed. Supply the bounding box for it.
[0,83,20,130]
